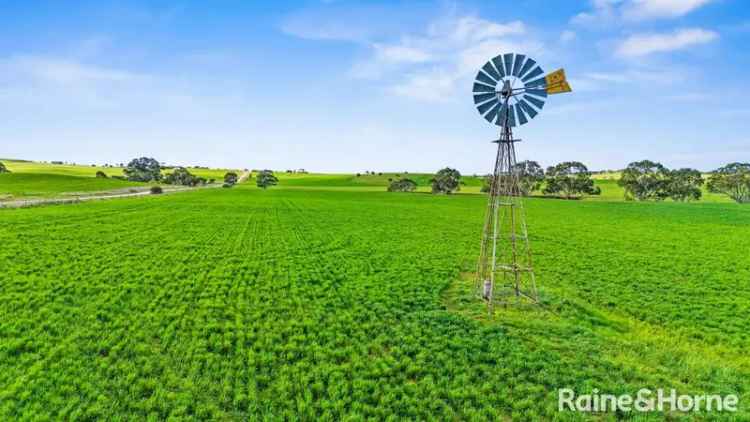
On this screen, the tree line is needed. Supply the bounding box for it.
[98,157,278,189]
[619,160,750,203]
[387,162,602,198]
[387,160,750,203]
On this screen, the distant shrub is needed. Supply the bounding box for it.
[95,170,107,178]
[208,178,215,184]
[224,172,238,185]
[111,175,125,180]
[51,161,63,165]
[388,178,417,192]
[0,162,10,173]
[150,186,163,194]
[222,183,233,188]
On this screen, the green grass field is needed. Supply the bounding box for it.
[1,160,731,203]
[0,160,239,200]
[1,168,748,419]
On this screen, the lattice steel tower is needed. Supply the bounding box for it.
[471,53,572,312]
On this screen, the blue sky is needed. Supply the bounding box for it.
[1,0,748,172]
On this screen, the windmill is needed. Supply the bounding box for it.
[473,53,571,312]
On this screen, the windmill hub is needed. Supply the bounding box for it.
[499,80,512,99]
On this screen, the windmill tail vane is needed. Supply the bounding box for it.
[471,53,572,313]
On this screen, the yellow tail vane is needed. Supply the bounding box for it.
[545,68,572,94]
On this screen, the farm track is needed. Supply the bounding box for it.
[0,183,222,209]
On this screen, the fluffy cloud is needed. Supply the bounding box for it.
[572,0,715,25]
[615,28,718,57]
[354,16,539,102]
[622,0,715,20]
[3,55,138,85]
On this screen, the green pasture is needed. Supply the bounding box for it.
[0,160,239,200]
[0,181,748,419]
[0,159,733,202]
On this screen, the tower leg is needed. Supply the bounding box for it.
[476,126,538,311]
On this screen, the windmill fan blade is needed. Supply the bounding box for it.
[525,77,546,88]
[492,56,506,77]
[482,62,501,81]
[518,98,538,119]
[473,92,495,104]
[495,104,516,127]
[521,66,544,83]
[518,58,536,80]
[512,54,525,77]
[523,94,546,110]
[503,54,514,79]
[477,97,499,114]
[473,82,495,93]
[515,104,528,125]
[525,88,548,98]
[475,71,497,87]
[485,102,502,123]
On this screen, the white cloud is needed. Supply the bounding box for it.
[615,28,718,57]
[389,69,458,102]
[353,16,538,102]
[4,56,139,85]
[571,0,620,26]
[572,0,715,25]
[560,30,577,43]
[622,0,714,21]
[283,9,540,102]
[372,44,432,63]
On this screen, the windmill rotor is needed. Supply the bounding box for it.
[472,53,571,128]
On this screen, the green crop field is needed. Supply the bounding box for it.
[1,174,748,420]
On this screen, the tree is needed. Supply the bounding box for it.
[543,161,600,199]
[224,172,238,185]
[667,168,703,201]
[431,167,462,194]
[256,170,278,189]
[618,160,671,201]
[163,167,197,186]
[387,178,417,192]
[95,170,107,178]
[514,160,545,196]
[124,157,161,182]
[707,162,750,203]
[0,162,10,173]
